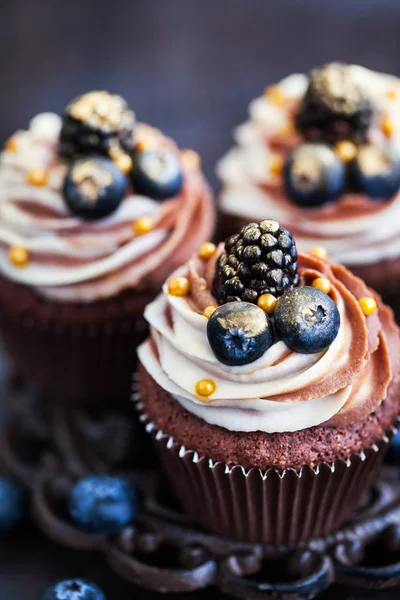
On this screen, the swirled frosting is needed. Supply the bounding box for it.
[0,114,214,303]
[218,66,400,266]
[138,247,400,434]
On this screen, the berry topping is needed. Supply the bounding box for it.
[295,63,373,144]
[207,302,273,366]
[131,149,183,200]
[274,286,340,354]
[41,579,106,600]
[69,475,137,535]
[0,474,25,532]
[59,91,135,159]
[213,220,299,305]
[63,157,127,220]
[350,144,400,199]
[283,143,346,207]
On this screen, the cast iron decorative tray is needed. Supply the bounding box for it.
[2,374,400,599]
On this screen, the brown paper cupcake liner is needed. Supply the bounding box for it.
[133,386,398,545]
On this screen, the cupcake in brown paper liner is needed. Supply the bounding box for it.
[0,93,215,407]
[137,219,400,544]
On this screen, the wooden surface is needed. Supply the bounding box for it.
[2,1,400,598]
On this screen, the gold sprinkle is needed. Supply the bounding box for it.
[195,379,216,399]
[381,116,395,138]
[198,242,216,260]
[257,293,277,314]
[269,154,284,176]
[4,137,17,152]
[135,139,150,153]
[335,140,357,163]
[264,84,285,106]
[203,305,217,319]
[312,277,331,295]
[132,216,154,236]
[26,169,48,187]
[8,246,29,268]
[280,121,295,136]
[311,247,328,260]
[359,296,377,316]
[386,89,398,101]
[181,149,201,169]
[113,153,133,173]
[168,276,191,297]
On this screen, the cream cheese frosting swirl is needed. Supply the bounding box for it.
[138,247,399,434]
[218,66,400,266]
[0,114,214,303]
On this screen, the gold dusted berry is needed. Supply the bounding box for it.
[168,276,190,297]
[181,149,201,169]
[27,169,48,187]
[198,242,216,260]
[8,246,29,268]
[4,137,17,152]
[312,277,331,295]
[381,116,395,138]
[265,85,285,106]
[335,140,357,163]
[203,305,217,319]
[195,379,216,399]
[311,246,328,259]
[132,216,154,236]
[269,154,284,176]
[113,153,133,174]
[257,293,277,314]
[359,296,377,316]
[386,89,398,101]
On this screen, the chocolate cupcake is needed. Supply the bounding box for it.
[218,63,400,311]
[0,92,215,406]
[137,219,400,544]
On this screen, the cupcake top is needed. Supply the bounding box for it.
[0,91,214,303]
[218,63,400,266]
[139,219,400,437]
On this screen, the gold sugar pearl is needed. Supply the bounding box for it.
[168,276,191,297]
[312,277,331,295]
[8,246,29,268]
[113,153,133,174]
[198,242,216,260]
[132,216,154,236]
[181,149,201,169]
[27,169,48,187]
[4,137,17,152]
[257,293,277,314]
[359,296,377,316]
[269,154,284,176]
[264,85,285,106]
[386,89,398,101]
[310,246,327,260]
[203,305,217,319]
[335,140,357,163]
[195,379,216,400]
[381,116,395,138]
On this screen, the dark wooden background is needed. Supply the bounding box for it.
[2,1,400,598]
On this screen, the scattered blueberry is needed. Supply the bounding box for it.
[131,149,183,200]
[283,143,346,207]
[41,578,106,600]
[69,475,137,535]
[386,430,400,464]
[0,474,25,532]
[207,301,274,366]
[63,157,127,220]
[350,144,400,200]
[274,286,340,354]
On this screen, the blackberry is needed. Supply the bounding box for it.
[213,220,299,305]
[295,63,373,144]
[59,91,135,159]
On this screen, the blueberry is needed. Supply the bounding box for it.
[386,430,400,464]
[274,286,340,354]
[283,143,345,207]
[63,157,127,220]
[207,301,273,366]
[0,474,25,532]
[350,144,400,200]
[131,149,183,200]
[69,475,137,535]
[41,579,106,600]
